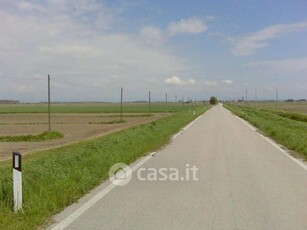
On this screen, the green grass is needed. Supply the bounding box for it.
[0,102,196,114]
[224,104,307,159]
[0,106,210,230]
[0,131,64,142]
[264,110,307,123]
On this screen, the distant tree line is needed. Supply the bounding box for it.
[0,100,19,104]
[284,99,306,102]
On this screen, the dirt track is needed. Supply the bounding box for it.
[0,113,169,161]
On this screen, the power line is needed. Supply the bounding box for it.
[52,80,107,90]
[0,76,45,80]
[0,76,106,90]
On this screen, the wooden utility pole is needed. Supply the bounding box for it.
[255,88,258,108]
[48,74,51,132]
[149,91,151,114]
[120,88,123,121]
[276,87,278,109]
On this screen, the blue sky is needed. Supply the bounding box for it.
[0,0,306,102]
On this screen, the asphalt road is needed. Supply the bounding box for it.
[49,104,307,230]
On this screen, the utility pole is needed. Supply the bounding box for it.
[175,95,177,103]
[276,87,278,109]
[149,91,151,114]
[48,74,51,132]
[245,89,248,103]
[255,88,258,108]
[120,88,123,121]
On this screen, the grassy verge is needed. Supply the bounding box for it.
[265,110,307,123]
[0,131,64,142]
[224,104,307,159]
[0,106,210,230]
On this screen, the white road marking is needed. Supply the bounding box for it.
[236,116,257,131]
[235,114,307,172]
[50,154,153,230]
[173,114,203,140]
[183,115,202,131]
[172,131,183,140]
[51,113,204,229]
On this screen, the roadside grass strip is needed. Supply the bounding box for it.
[266,110,307,123]
[224,104,307,160]
[0,131,64,142]
[0,106,209,230]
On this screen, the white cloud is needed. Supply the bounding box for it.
[231,21,307,56]
[247,58,307,74]
[0,0,194,101]
[167,17,208,35]
[38,44,103,58]
[223,80,233,84]
[140,26,165,43]
[140,17,209,43]
[204,81,217,86]
[165,76,195,86]
[15,1,44,12]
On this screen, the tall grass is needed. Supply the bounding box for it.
[266,110,307,123]
[0,106,209,229]
[224,104,307,159]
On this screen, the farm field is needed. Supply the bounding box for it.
[0,112,170,161]
[0,105,208,230]
[0,102,201,161]
[240,101,307,114]
[0,102,190,114]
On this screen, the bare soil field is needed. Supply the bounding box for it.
[0,113,170,161]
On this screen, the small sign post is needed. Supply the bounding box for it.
[12,152,22,212]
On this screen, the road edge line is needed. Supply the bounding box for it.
[173,114,203,140]
[235,115,307,172]
[50,154,153,230]
[50,112,204,229]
